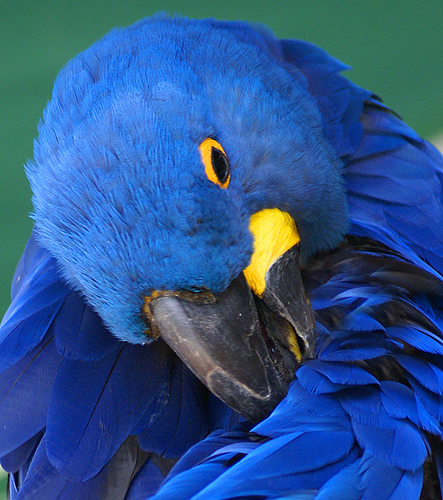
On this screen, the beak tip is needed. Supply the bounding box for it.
[207,366,287,422]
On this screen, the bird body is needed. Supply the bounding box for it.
[1,14,443,499]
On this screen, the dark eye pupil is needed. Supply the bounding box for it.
[211,147,230,185]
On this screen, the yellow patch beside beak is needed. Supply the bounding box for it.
[244,208,300,297]
[244,208,303,362]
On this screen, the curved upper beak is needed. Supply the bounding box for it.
[145,244,315,422]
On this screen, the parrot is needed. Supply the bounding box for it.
[1,12,443,499]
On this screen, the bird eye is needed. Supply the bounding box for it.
[199,138,230,188]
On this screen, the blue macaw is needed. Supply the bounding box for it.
[1,13,443,499]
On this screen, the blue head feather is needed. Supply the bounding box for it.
[27,15,353,343]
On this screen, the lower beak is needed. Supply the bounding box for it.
[146,245,315,422]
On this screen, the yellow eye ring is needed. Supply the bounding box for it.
[199,138,230,189]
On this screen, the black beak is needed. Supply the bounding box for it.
[146,245,315,422]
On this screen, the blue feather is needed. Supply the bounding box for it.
[299,360,379,387]
[314,461,361,500]
[0,235,73,375]
[53,293,121,361]
[342,311,385,332]
[397,354,443,396]
[279,39,369,158]
[359,453,423,500]
[0,333,59,457]
[136,357,210,458]
[380,381,440,435]
[339,391,429,470]
[0,284,69,374]
[387,325,443,356]
[46,340,175,479]
[409,379,443,422]
[184,431,359,500]
[253,381,350,438]
[150,461,233,500]
[166,424,254,481]
[14,434,152,500]
[125,458,171,500]
[0,432,42,475]
[347,103,443,275]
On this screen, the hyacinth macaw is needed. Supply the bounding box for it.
[1,13,443,499]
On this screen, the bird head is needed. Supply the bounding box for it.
[27,15,349,421]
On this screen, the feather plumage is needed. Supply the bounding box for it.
[2,13,443,500]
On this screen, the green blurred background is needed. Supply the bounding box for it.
[0,0,443,495]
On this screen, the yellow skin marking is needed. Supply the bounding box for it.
[244,208,302,361]
[199,138,230,188]
[244,208,300,297]
[288,326,302,362]
[142,290,162,338]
